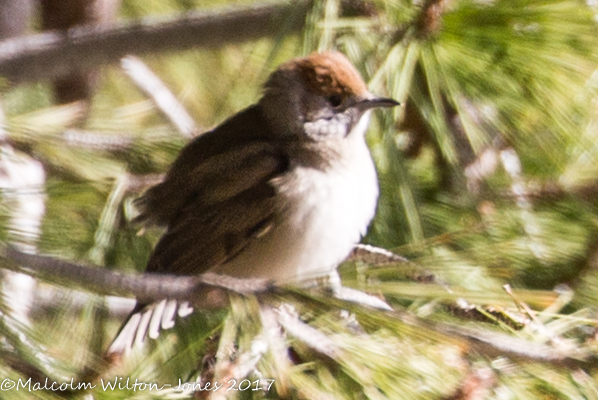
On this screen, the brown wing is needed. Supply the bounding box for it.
[145,144,288,276]
[134,105,278,226]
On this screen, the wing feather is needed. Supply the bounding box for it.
[145,145,287,276]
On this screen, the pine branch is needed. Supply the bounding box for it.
[397,310,597,370]
[4,244,594,370]
[287,289,597,370]
[0,244,271,309]
[0,0,310,84]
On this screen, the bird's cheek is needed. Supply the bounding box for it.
[303,113,354,140]
[304,119,347,140]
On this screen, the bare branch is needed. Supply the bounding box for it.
[121,56,198,138]
[0,1,310,84]
[0,244,272,309]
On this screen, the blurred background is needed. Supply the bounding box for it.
[1,0,598,398]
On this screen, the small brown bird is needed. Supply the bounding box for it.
[108,51,399,355]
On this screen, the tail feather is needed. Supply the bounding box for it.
[134,308,153,347]
[107,312,141,356]
[161,299,178,330]
[148,299,167,340]
[106,300,194,357]
[178,301,194,317]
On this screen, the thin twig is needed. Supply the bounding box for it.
[347,243,408,265]
[121,56,198,138]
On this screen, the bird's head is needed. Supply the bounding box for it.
[260,51,399,141]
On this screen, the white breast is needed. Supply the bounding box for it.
[215,112,378,283]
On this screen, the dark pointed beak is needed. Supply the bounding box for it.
[357,95,400,111]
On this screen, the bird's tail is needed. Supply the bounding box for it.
[106,299,194,357]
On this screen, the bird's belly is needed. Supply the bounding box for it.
[215,150,378,283]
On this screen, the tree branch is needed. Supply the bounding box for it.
[3,244,595,371]
[0,0,310,84]
[0,244,272,310]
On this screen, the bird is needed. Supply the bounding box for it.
[107,51,399,357]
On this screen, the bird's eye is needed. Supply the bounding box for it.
[328,94,342,108]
